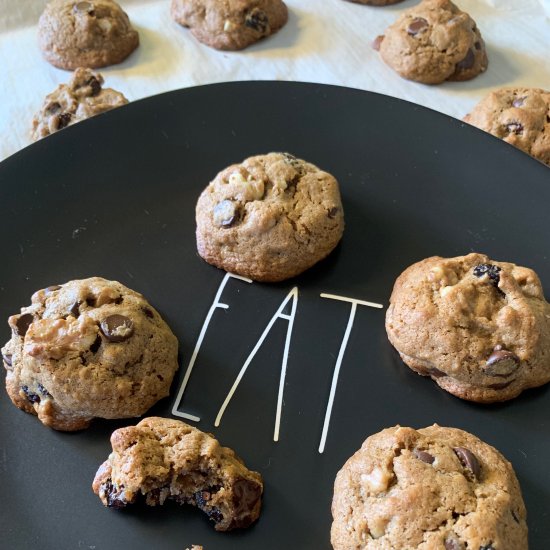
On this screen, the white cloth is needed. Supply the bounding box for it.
[1,0,550,161]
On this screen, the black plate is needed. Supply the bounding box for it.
[1,82,549,550]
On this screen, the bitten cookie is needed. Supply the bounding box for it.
[92,417,263,531]
[331,425,528,549]
[195,152,344,282]
[1,278,178,431]
[170,0,288,51]
[38,0,139,70]
[31,68,128,141]
[377,0,488,84]
[385,253,550,403]
[464,87,550,167]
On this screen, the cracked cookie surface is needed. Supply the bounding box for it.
[464,87,550,167]
[171,0,288,51]
[38,0,139,70]
[195,152,345,282]
[1,277,178,431]
[331,425,528,550]
[385,253,550,403]
[31,68,128,141]
[377,0,487,84]
[92,417,263,531]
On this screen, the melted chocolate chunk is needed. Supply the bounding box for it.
[485,349,519,377]
[457,49,475,70]
[101,481,127,509]
[2,353,12,367]
[414,450,435,464]
[100,315,134,342]
[473,263,501,287]
[21,385,40,404]
[454,447,481,480]
[15,314,34,337]
[505,122,524,135]
[245,8,269,33]
[57,113,72,130]
[407,17,428,36]
[213,200,238,228]
[69,301,81,317]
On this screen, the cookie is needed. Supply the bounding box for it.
[92,417,263,531]
[1,278,178,431]
[331,425,528,549]
[464,87,550,167]
[195,152,345,282]
[31,68,128,141]
[377,0,488,84]
[385,253,550,403]
[171,0,288,51]
[38,0,139,70]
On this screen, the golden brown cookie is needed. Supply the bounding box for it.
[171,0,288,51]
[464,87,550,167]
[38,0,139,70]
[377,0,488,84]
[92,417,263,531]
[1,277,179,431]
[331,425,528,549]
[385,253,550,403]
[31,68,128,141]
[195,152,345,282]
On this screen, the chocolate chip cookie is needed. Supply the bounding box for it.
[92,417,263,531]
[1,278,178,431]
[331,425,528,549]
[31,68,128,141]
[464,87,550,167]
[377,0,488,84]
[385,253,550,403]
[38,0,139,70]
[195,152,345,282]
[171,0,288,51]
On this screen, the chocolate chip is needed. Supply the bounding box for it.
[512,97,526,108]
[89,335,102,353]
[101,481,127,509]
[37,383,51,397]
[407,17,428,36]
[15,314,34,337]
[2,353,12,367]
[454,447,481,480]
[328,207,340,219]
[21,385,40,404]
[473,264,501,287]
[445,537,463,550]
[56,113,72,130]
[69,301,81,317]
[505,122,524,135]
[457,49,475,70]
[88,77,101,97]
[213,200,238,228]
[372,35,384,51]
[232,478,262,515]
[245,8,269,33]
[142,307,154,319]
[45,285,61,294]
[100,315,134,342]
[414,450,435,464]
[485,349,519,377]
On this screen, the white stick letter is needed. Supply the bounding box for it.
[171,272,252,421]
[214,287,299,442]
[318,293,383,454]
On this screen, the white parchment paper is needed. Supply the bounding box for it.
[0,0,549,161]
